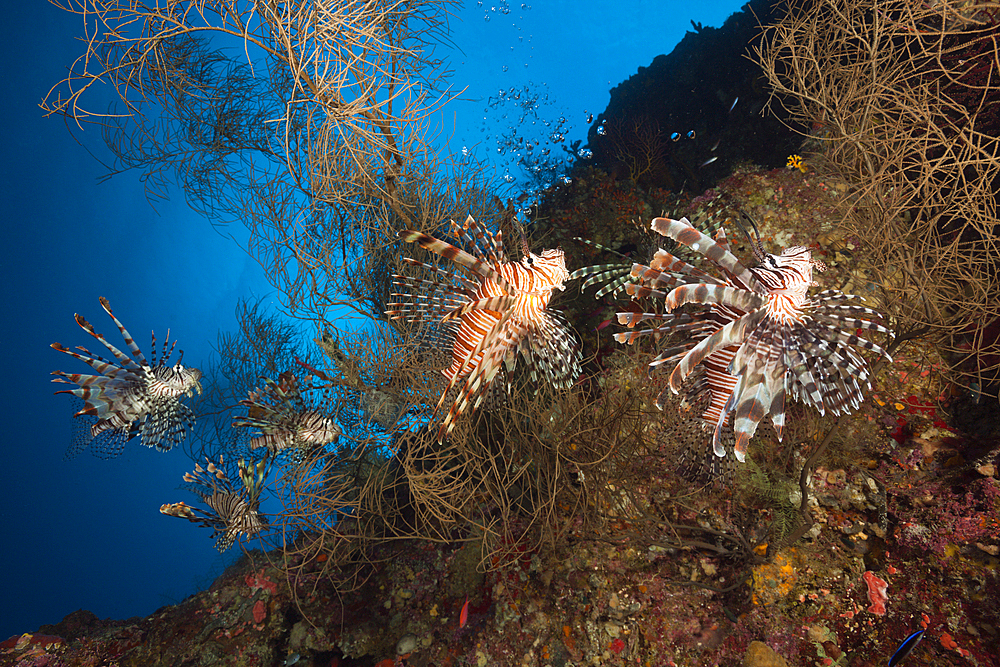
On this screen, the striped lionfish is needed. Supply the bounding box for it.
[160,456,268,551]
[569,207,726,299]
[616,216,891,477]
[51,297,203,456]
[232,371,341,455]
[386,215,582,440]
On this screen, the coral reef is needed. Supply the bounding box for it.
[32,1,999,664]
[13,163,999,667]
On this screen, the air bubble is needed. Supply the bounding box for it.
[578,148,593,159]
[597,125,606,136]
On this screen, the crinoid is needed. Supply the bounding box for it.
[615,217,891,476]
[52,297,202,457]
[386,215,581,440]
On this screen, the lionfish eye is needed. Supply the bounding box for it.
[525,256,534,266]
[767,255,779,267]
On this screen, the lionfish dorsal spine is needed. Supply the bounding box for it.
[398,230,513,293]
[651,217,764,293]
[98,297,150,367]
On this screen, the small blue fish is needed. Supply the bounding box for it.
[700,156,718,167]
[729,96,739,113]
[888,629,924,667]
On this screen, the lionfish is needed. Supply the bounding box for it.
[569,206,727,299]
[616,216,891,475]
[51,297,203,456]
[386,215,581,440]
[231,371,341,455]
[160,456,268,551]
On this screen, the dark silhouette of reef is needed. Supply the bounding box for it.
[583,0,801,193]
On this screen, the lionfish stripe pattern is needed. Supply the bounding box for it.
[232,372,341,455]
[51,297,203,453]
[651,217,764,292]
[617,217,892,466]
[386,216,581,440]
[570,210,728,299]
[160,456,268,552]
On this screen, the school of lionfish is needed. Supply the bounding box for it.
[51,210,890,550]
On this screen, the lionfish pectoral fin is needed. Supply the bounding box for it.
[711,410,728,458]
[731,381,769,462]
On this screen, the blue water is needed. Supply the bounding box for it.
[1,0,744,638]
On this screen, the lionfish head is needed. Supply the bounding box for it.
[297,410,342,445]
[183,366,204,396]
[148,363,204,399]
[754,246,824,293]
[523,247,570,290]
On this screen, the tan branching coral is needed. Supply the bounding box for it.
[756,0,1000,396]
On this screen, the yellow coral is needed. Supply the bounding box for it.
[786,154,807,173]
[751,551,797,605]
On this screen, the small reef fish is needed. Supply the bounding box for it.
[888,629,924,667]
[460,596,470,628]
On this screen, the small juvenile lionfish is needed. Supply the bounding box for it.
[160,456,268,551]
[386,215,581,440]
[232,371,341,455]
[616,216,891,472]
[51,297,203,456]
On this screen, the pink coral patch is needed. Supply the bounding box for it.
[245,569,278,595]
[862,571,888,615]
[252,600,267,624]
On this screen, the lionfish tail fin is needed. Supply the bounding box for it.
[675,418,737,487]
